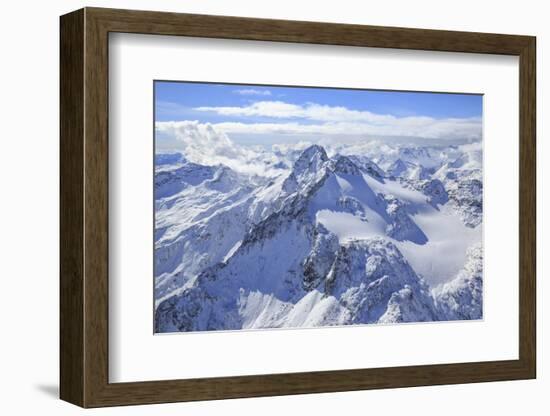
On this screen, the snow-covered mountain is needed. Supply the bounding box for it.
[154,141,483,333]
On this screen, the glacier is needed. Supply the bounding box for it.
[154,139,483,333]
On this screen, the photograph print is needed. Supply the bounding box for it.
[154,81,483,333]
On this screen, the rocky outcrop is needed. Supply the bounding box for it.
[433,244,483,320]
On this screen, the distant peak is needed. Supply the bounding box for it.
[331,155,361,176]
[387,159,410,176]
[346,155,385,180]
[155,152,186,166]
[390,159,407,168]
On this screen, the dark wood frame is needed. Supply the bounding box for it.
[60,7,536,408]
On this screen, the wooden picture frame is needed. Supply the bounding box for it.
[60,7,536,408]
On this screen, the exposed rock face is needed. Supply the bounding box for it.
[346,155,385,180]
[155,162,216,199]
[420,179,449,206]
[387,159,430,181]
[446,179,483,228]
[324,238,437,324]
[433,149,483,227]
[382,195,428,244]
[155,233,440,332]
[331,155,363,176]
[283,144,329,194]
[337,196,366,217]
[302,223,339,291]
[433,244,483,320]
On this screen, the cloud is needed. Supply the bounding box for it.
[197,101,300,118]
[155,121,282,176]
[209,119,481,141]
[194,100,482,141]
[233,89,272,96]
[196,100,401,122]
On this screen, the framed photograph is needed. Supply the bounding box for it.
[60,7,536,407]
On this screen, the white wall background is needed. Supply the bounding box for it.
[0,0,545,414]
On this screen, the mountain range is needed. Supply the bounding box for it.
[154,140,483,333]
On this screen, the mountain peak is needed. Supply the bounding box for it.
[331,155,361,176]
[346,155,385,180]
[387,158,408,175]
[291,145,329,178]
[155,152,187,166]
[295,145,328,165]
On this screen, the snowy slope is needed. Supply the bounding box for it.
[154,142,483,332]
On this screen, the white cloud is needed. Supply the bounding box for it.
[271,141,314,154]
[155,121,282,176]
[210,119,481,141]
[196,100,404,122]
[233,89,272,96]
[198,101,299,118]
[194,100,481,141]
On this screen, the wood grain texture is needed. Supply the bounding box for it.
[518,38,537,375]
[59,8,84,407]
[88,7,532,54]
[59,7,537,408]
[83,10,110,407]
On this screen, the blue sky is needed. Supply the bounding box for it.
[155,81,482,123]
[154,81,482,148]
